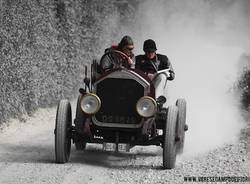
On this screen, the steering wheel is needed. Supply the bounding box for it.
[100,50,133,71]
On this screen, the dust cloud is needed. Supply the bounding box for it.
[124,0,250,155]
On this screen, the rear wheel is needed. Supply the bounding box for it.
[176,99,187,154]
[163,105,178,169]
[55,100,72,163]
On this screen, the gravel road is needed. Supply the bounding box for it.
[0,106,249,184]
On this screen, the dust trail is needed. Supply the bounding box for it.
[122,0,250,155]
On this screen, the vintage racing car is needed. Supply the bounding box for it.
[54,50,188,169]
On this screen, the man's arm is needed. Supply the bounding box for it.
[100,54,113,72]
[158,54,175,80]
[166,60,175,80]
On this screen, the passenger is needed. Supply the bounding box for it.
[135,39,175,98]
[100,35,135,72]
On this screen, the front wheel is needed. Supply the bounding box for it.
[55,100,72,163]
[176,99,187,154]
[74,94,87,151]
[163,105,178,169]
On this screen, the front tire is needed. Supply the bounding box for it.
[74,94,87,151]
[163,105,178,169]
[176,99,187,154]
[55,100,72,163]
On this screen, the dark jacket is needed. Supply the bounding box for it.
[135,54,175,80]
[100,45,134,72]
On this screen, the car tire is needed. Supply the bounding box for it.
[176,98,187,154]
[74,94,87,151]
[163,105,178,169]
[55,100,72,163]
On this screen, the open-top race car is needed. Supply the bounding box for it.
[54,50,188,169]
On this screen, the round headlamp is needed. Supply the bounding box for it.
[136,96,157,117]
[80,93,101,114]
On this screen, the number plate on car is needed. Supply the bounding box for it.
[103,143,116,151]
[103,143,130,152]
[118,143,130,152]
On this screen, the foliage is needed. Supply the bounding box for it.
[0,0,136,123]
[238,70,250,110]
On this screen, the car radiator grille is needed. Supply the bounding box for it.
[95,78,144,124]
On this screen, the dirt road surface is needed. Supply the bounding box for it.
[0,105,249,184]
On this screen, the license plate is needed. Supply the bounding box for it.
[118,143,130,152]
[103,143,130,152]
[103,143,116,151]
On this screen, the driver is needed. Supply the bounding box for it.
[100,35,135,72]
[135,39,175,98]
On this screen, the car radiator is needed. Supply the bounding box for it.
[95,78,144,124]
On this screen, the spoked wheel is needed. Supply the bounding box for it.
[176,99,187,154]
[163,105,178,169]
[55,100,72,163]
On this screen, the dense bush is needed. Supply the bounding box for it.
[238,71,250,110]
[237,54,250,111]
[0,0,137,123]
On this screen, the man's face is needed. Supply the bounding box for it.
[122,44,134,57]
[146,51,156,60]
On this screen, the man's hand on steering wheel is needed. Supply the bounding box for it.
[100,50,132,70]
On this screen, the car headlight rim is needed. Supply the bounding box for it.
[136,96,157,118]
[80,93,101,114]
